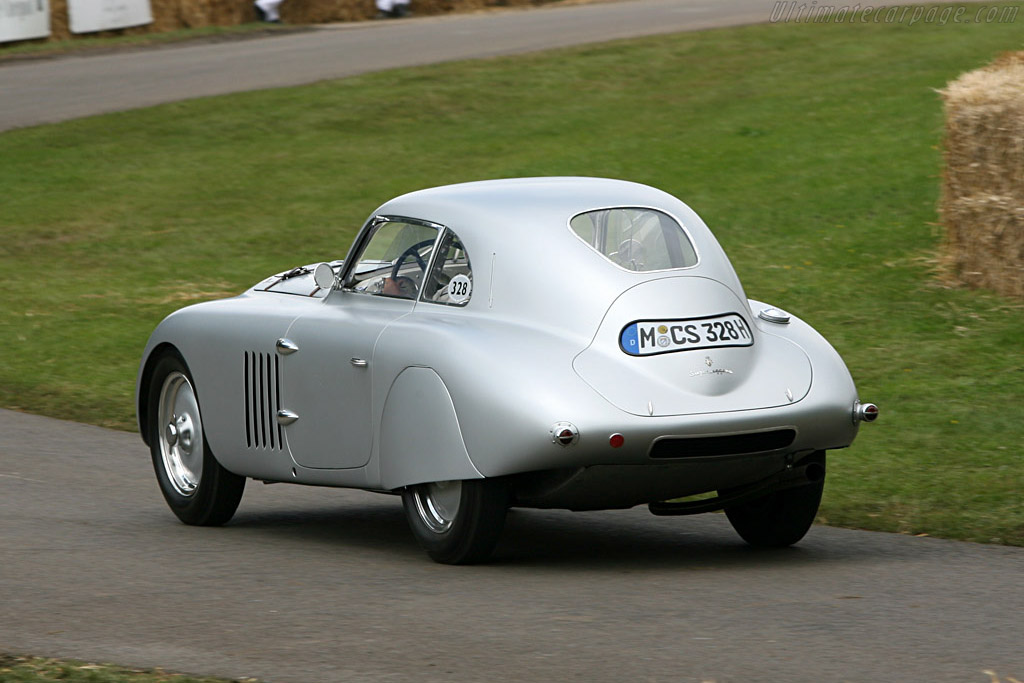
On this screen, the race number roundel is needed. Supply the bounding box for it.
[447,274,472,304]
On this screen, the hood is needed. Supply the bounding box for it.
[252,261,345,298]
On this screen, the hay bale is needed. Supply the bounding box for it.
[45,0,253,40]
[942,194,1024,298]
[940,51,1024,298]
[38,0,558,42]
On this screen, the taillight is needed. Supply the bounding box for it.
[550,422,579,447]
[854,402,879,423]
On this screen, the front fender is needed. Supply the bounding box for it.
[135,314,193,446]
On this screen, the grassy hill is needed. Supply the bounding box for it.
[1,5,1021,544]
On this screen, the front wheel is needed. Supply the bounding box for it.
[148,353,245,526]
[724,452,825,548]
[402,478,508,564]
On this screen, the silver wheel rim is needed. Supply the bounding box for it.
[157,370,203,497]
[412,480,462,534]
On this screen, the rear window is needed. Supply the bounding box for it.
[569,208,698,272]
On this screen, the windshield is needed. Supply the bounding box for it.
[569,208,698,272]
[348,219,439,300]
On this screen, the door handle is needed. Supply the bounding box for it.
[350,358,368,368]
[276,338,299,355]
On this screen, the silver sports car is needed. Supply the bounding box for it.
[136,177,877,563]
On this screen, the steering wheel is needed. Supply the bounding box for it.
[614,238,646,271]
[392,239,435,279]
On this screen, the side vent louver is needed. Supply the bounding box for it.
[244,351,283,450]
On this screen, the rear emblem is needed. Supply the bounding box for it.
[691,355,734,377]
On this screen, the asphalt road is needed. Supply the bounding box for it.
[0,0,773,131]
[1,408,1023,682]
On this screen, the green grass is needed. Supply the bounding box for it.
[0,655,248,683]
[0,5,1022,545]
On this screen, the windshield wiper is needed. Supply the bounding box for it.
[271,265,311,287]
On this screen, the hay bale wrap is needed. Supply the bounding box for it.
[940,51,1024,299]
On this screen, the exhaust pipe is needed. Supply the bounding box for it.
[854,402,879,423]
[775,459,826,489]
[803,460,826,483]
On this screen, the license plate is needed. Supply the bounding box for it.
[619,313,753,356]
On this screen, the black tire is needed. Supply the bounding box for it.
[402,478,508,564]
[147,352,245,526]
[724,452,825,548]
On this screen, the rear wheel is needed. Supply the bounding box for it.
[724,452,825,548]
[148,353,245,526]
[402,478,508,564]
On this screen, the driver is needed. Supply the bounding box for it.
[380,276,417,299]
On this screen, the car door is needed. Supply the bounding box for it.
[277,294,414,469]
[277,218,440,470]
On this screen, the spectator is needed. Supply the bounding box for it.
[254,0,284,23]
[376,0,410,18]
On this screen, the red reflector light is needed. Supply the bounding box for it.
[609,433,625,448]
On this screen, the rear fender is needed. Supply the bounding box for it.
[378,366,483,490]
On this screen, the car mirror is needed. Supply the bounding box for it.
[313,262,336,290]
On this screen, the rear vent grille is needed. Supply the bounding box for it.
[649,429,796,459]
[244,351,283,450]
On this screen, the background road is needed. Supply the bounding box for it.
[2,408,1023,682]
[0,0,773,131]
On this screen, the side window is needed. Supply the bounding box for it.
[421,230,473,306]
[349,220,438,300]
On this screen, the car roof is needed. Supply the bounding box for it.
[375,177,691,236]
[365,177,746,328]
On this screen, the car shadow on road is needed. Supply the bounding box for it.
[229,495,424,560]
[226,495,869,570]
[492,508,853,570]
